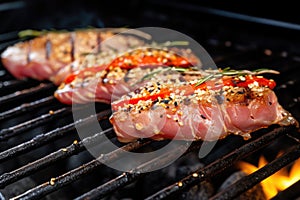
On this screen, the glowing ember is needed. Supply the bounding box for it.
[238,156,300,199]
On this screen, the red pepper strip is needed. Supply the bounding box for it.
[222,75,276,89]
[108,49,193,70]
[112,88,171,111]
[64,49,196,84]
[64,74,77,84]
[112,75,276,110]
[129,88,171,105]
[63,65,107,84]
[193,75,276,91]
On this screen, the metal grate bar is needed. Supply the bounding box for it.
[271,179,300,200]
[0,96,55,121]
[0,109,111,163]
[0,39,24,52]
[0,127,115,189]
[0,80,34,92]
[0,83,55,105]
[210,144,300,200]
[0,70,5,77]
[75,141,203,200]
[145,126,297,200]
[0,31,19,42]
[0,107,71,141]
[11,139,151,200]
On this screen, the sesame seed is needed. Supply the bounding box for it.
[154,129,160,134]
[135,123,144,130]
[239,76,246,81]
[178,121,184,126]
[200,114,207,119]
[50,178,56,186]
[253,81,259,87]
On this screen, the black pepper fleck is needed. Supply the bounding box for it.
[232,80,238,85]
[134,88,141,93]
[183,98,191,105]
[215,94,224,104]
[162,99,170,104]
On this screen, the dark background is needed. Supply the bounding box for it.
[1,0,300,53]
[0,0,299,32]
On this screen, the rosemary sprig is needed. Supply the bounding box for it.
[220,67,280,76]
[17,27,141,39]
[18,29,69,38]
[194,67,279,86]
[195,74,214,86]
[151,41,189,47]
[132,67,192,86]
[18,29,48,38]
[137,67,279,87]
[79,40,190,57]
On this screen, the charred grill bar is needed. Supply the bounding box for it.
[1,0,300,199]
[211,143,300,200]
[144,127,299,200]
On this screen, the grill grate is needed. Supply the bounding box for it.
[0,83,54,106]
[0,127,115,189]
[0,107,71,141]
[0,19,300,200]
[144,126,299,200]
[0,109,111,163]
[11,139,151,200]
[0,96,55,121]
[211,144,300,200]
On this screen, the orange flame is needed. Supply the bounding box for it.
[238,156,300,199]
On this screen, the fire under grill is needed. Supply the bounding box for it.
[1,1,300,200]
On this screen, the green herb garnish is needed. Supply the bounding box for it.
[18,29,70,38]
[194,67,279,86]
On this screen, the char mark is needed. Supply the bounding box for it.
[27,40,32,64]
[70,32,75,62]
[45,38,52,60]
[97,31,102,53]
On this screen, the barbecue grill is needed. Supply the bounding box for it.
[0,0,300,199]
